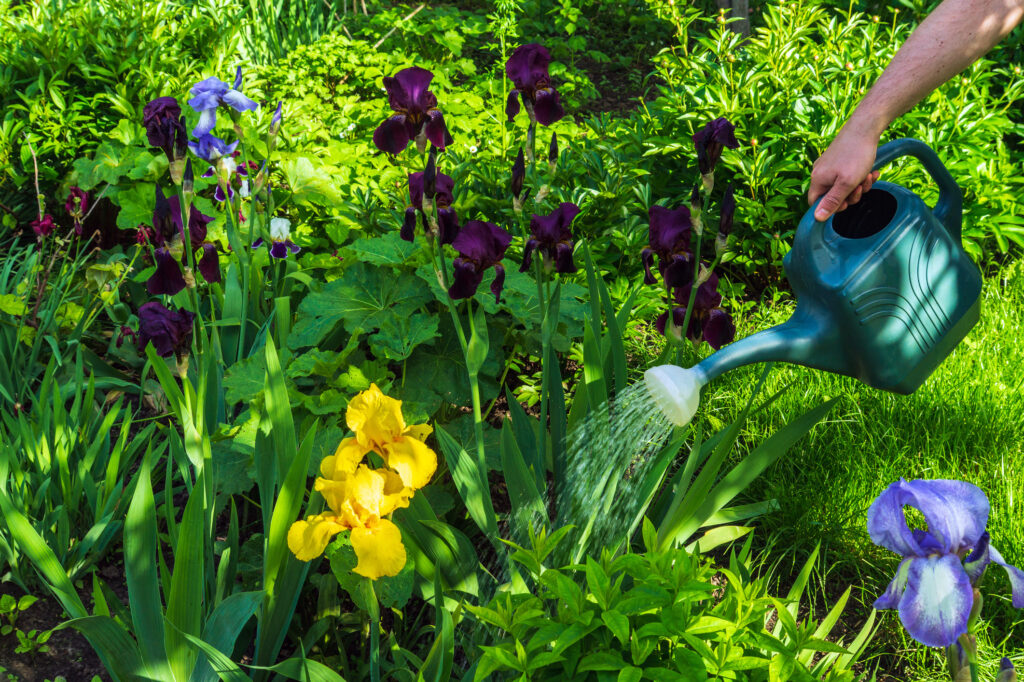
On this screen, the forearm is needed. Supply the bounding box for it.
[846,0,1024,137]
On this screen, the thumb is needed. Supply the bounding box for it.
[813,181,855,222]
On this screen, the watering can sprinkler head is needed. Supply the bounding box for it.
[644,365,707,427]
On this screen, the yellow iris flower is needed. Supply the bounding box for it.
[287,384,437,579]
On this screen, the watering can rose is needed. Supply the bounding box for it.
[287,384,437,579]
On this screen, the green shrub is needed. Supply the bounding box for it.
[469,526,876,681]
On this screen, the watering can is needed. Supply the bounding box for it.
[645,138,983,427]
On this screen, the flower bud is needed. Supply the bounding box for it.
[511,148,526,200]
[423,148,437,200]
[269,101,283,137]
[535,185,550,203]
[169,160,185,186]
[701,172,714,193]
[996,657,1017,682]
[182,159,194,199]
[548,132,559,174]
[415,131,428,155]
[183,267,197,289]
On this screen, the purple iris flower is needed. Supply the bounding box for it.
[31,214,55,238]
[997,658,1017,682]
[642,205,693,287]
[201,156,248,202]
[188,68,258,137]
[505,44,565,127]
[520,202,580,274]
[270,101,283,136]
[137,302,196,358]
[404,171,459,244]
[147,189,220,295]
[448,220,513,303]
[373,67,453,155]
[252,218,300,259]
[143,97,188,164]
[867,479,1024,648]
[188,133,238,162]
[655,272,735,349]
[693,117,739,179]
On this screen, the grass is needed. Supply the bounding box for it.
[625,258,1024,678]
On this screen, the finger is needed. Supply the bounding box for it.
[848,186,864,206]
[814,181,857,221]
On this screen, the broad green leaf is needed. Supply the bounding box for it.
[222,353,269,406]
[290,262,432,348]
[370,312,439,362]
[344,232,418,267]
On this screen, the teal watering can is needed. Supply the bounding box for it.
[646,138,983,426]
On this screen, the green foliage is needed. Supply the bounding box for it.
[0,356,154,591]
[468,528,875,681]
[0,0,235,218]
[0,592,52,655]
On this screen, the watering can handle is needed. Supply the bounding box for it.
[872,138,963,241]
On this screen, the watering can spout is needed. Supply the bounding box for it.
[645,311,834,427]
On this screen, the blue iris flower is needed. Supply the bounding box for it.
[188,67,258,137]
[868,479,1024,647]
[188,133,238,162]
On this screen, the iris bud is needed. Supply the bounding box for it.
[996,658,1017,682]
[548,132,559,174]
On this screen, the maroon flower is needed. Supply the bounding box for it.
[65,187,89,235]
[642,204,693,287]
[31,214,55,238]
[655,272,735,349]
[448,220,513,303]
[143,97,188,164]
[693,117,739,178]
[405,171,459,244]
[520,202,580,274]
[137,301,196,358]
[373,67,454,155]
[505,44,565,126]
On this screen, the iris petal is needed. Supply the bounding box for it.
[346,384,406,450]
[554,241,576,273]
[351,519,407,579]
[988,545,1024,607]
[520,239,539,273]
[870,479,989,557]
[424,110,453,150]
[382,436,437,490]
[491,263,506,303]
[198,244,221,283]
[147,248,187,296]
[533,87,565,126]
[874,557,912,609]
[322,438,370,479]
[287,514,347,562]
[373,115,411,155]
[898,554,973,648]
[221,89,258,112]
[506,90,521,122]
[193,108,218,138]
[448,259,482,300]
[702,309,735,349]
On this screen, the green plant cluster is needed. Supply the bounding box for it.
[470,526,873,681]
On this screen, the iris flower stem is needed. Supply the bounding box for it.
[676,186,713,364]
[969,663,979,682]
[367,585,380,682]
[176,185,204,359]
[533,256,550,478]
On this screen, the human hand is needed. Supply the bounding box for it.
[808,126,882,222]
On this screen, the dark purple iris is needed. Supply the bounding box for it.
[147,188,220,295]
[520,202,580,274]
[31,214,55,238]
[137,301,196,358]
[655,272,735,350]
[693,117,739,179]
[143,97,187,164]
[505,44,565,127]
[404,171,459,244]
[642,205,693,287]
[373,67,454,155]
[448,220,513,303]
[188,68,259,137]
